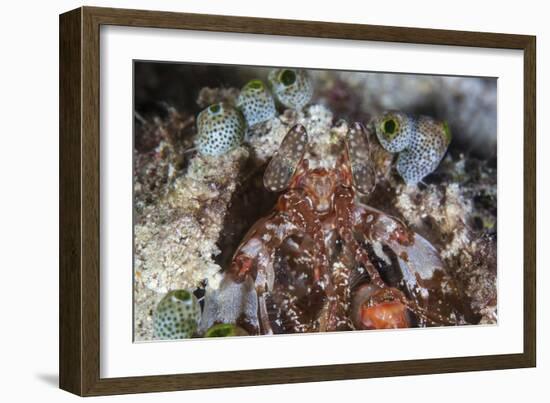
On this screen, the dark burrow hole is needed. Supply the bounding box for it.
[213,159,278,271]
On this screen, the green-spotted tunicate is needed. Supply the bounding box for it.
[373,111,451,185]
[268,68,313,110]
[196,103,246,156]
[153,290,201,340]
[373,111,415,153]
[236,79,277,127]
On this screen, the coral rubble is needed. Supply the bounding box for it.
[134,108,249,339]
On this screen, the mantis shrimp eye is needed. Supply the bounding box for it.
[196,102,246,156]
[153,290,201,339]
[268,68,313,110]
[373,111,413,153]
[236,79,277,127]
[345,122,376,195]
[264,124,308,192]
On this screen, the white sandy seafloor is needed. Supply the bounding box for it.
[133,72,497,341]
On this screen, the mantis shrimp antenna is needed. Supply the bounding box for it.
[263,124,308,192]
[346,122,376,195]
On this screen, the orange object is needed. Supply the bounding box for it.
[360,301,410,330]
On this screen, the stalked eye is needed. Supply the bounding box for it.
[264,124,308,192]
[345,122,376,195]
[280,69,297,86]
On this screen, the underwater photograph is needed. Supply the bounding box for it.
[133,62,497,341]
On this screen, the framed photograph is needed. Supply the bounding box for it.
[59,6,536,396]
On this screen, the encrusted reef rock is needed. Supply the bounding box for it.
[246,104,335,164]
[390,157,497,323]
[135,147,249,294]
[133,101,250,339]
[134,148,248,340]
[133,107,195,213]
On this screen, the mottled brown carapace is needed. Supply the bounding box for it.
[201,123,477,335]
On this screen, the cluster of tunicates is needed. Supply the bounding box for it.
[195,68,314,156]
[195,69,451,185]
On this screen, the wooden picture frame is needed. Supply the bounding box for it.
[59,6,536,396]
